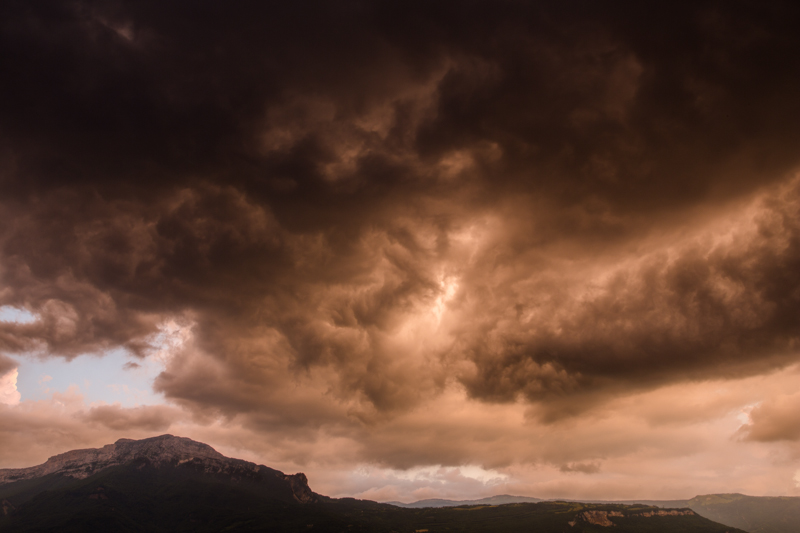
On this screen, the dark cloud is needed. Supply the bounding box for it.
[738,392,800,442]
[0,355,16,376]
[1,0,800,440]
[456,181,800,417]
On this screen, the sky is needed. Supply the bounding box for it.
[1,0,800,503]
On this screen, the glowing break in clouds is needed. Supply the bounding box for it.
[0,368,20,405]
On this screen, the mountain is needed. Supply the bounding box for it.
[0,434,316,503]
[0,435,747,532]
[683,494,800,533]
[387,494,543,508]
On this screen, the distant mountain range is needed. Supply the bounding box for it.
[390,493,800,533]
[0,435,753,532]
[386,494,544,508]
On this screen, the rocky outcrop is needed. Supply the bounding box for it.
[284,473,317,503]
[0,434,318,503]
[638,509,694,517]
[580,510,623,526]
[570,508,695,527]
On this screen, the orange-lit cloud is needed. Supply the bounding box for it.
[1,0,800,502]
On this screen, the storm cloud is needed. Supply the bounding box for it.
[1,0,800,498]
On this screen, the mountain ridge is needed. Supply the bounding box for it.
[0,434,317,504]
[0,436,755,532]
[386,494,544,508]
[387,492,800,533]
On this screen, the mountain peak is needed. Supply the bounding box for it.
[0,435,317,503]
[109,434,225,460]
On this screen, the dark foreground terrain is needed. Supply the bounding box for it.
[0,435,746,533]
[396,493,800,533]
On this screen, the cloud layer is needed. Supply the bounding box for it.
[1,0,800,499]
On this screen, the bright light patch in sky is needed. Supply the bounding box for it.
[343,463,513,502]
[458,465,509,484]
[432,275,459,323]
[0,368,21,405]
[737,404,757,426]
[389,465,508,485]
[0,306,37,324]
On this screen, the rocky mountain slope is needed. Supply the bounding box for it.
[0,435,224,482]
[0,434,317,504]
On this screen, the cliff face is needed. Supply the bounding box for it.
[283,472,317,504]
[580,510,624,526]
[0,434,318,504]
[570,508,697,527]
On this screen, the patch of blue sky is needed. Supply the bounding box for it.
[14,348,167,407]
[0,306,37,324]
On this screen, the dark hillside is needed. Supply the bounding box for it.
[684,494,800,533]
